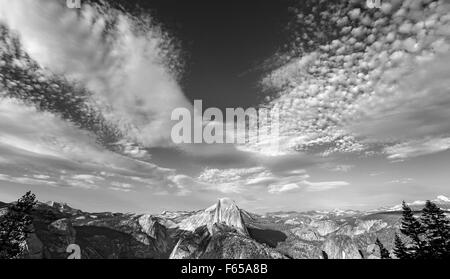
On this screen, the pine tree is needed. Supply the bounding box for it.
[399,201,426,258]
[394,233,409,259]
[420,200,450,259]
[375,238,390,259]
[0,191,36,259]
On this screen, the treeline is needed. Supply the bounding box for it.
[393,200,450,259]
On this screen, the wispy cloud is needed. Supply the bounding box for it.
[320,163,354,172]
[384,137,450,160]
[176,166,350,195]
[386,178,414,184]
[0,97,184,194]
[0,0,190,148]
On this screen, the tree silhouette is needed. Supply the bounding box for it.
[420,200,450,259]
[399,201,426,258]
[0,191,36,259]
[394,200,450,259]
[394,233,409,259]
[375,238,390,259]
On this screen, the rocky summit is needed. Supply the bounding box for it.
[173,198,248,237]
[1,196,449,259]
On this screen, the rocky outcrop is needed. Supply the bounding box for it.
[170,223,285,259]
[322,235,362,259]
[45,201,83,215]
[45,218,77,255]
[49,218,76,240]
[291,228,324,242]
[202,224,286,259]
[310,220,339,236]
[354,220,388,235]
[138,215,171,253]
[169,226,211,259]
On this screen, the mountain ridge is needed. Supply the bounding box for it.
[1,195,449,259]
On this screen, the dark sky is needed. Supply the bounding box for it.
[110,0,293,109]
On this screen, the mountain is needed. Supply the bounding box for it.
[378,195,450,212]
[1,195,449,259]
[167,198,282,259]
[172,198,248,236]
[44,201,84,215]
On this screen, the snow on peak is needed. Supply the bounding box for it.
[436,195,450,203]
[410,200,426,206]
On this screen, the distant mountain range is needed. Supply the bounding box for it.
[1,196,449,259]
[375,196,450,212]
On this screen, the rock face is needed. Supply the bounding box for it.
[49,218,76,239]
[322,235,362,259]
[168,199,281,259]
[45,201,83,215]
[291,228,323,242]
[137,215,170,252]
[169,226,211,259]
[310,220,339,236]
[176,198,249,236]
[212,198,248,236]
[24,229,44,259]
[202,224,286,259]
[170,223,285,259]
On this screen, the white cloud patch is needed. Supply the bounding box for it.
[268,183,300,194]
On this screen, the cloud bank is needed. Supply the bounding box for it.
[255,0,450,160]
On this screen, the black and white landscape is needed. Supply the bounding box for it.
[1,0,450,259]
[1,195,450,259]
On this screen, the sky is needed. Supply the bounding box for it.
[0,0,449,214]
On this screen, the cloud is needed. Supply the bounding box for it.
[0,97,186,194]
[0,173,57,186]
[0,0,191,148]
[320,163,354,172]
[268,180,349,194]
[109,182,134,193]
[350,52,450,140]
[198,167,266,185]
[177,166,350,195]
[384,137,450,160]
[268,183,300,194]
[303,180,349,192]
[387,178,414,184]
[255,0,450,160]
